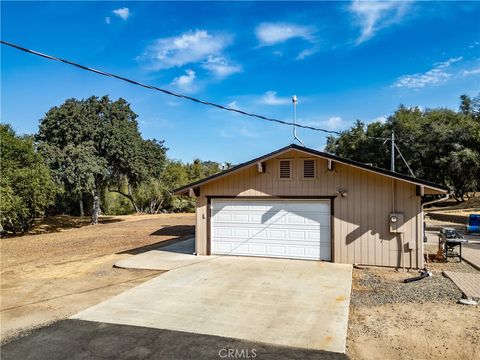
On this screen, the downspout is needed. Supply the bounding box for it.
[421,193,450,208]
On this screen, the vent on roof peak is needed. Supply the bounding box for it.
[303,159,315,178]
[279,159,292,179]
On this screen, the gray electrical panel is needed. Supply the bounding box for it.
[389,213,404,233]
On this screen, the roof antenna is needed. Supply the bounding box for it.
[292,95,304,146]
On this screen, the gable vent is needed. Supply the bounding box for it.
[279,160,292,179]
[303,159,315,178]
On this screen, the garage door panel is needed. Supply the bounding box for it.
[211,214,329,227]
[233,228,249,237]
[215,242,232,253]
[289,231,306,240]
[211,242,324,260]
[270,245,287,256]
[212,240,324,249]
[211,199,331,261]
[308,229,330,241]
[212,224,330,243]
[213,230,325,244]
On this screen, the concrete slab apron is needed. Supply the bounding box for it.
[73,257,353,353]
[115,238,211,271]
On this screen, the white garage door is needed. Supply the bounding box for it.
[211,199,331,261]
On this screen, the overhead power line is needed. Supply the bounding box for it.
[1,40,344,135]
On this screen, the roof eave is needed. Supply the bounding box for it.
[173,144,449,196]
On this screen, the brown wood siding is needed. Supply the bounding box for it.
[195,149,423,268]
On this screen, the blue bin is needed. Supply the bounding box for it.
[469,214,480,226]
[467,225,480,233]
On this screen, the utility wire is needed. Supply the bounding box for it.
[2,40,344,135]
[394,143,416,177]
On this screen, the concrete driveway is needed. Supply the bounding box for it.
[2,320,349,360]
[114,237,210,271]
[73,249,352,354]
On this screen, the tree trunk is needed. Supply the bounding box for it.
[127,184,140,213]
[91,187,100,225]
[79,197,84,217]
[108,183,140,213]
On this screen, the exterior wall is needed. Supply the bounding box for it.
[195,149,424,268]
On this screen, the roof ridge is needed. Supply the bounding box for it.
[174,144,449,194]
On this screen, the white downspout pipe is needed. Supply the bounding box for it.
[422,193,450,208]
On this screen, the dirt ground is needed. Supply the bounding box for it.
[2,212,480,359]
[0,213,195,342]
[347,263,480,360]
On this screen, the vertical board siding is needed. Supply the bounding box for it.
[195,196,207,255]
[196,150,423,268]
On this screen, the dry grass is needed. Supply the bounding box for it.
[428,196,480,216]
[0,213,195,342]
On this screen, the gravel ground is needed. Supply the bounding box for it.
[348,265,480,360]
[351,268,463,307]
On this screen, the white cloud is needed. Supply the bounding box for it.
[201,56,242,78]
[462,67,480,76]
[112,7,130,21]
[296,47,318,60]
[171,69,196,92]
[395,69,449,89]
[394,57,462,89]
[302,116,344,131]
[255,22,319,59]
[227,101,240,110]
[104,16,111,24]
[436,57,463,68]
[372,116,387,123]
[349,1,411,44]
[324,116,343,129]
[255,22,315,46]
[260,91,291,105]
[468,41,480,49]
[140,30,232,70]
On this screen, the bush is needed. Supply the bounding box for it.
[102,191,135,215]
[0,124,57,234]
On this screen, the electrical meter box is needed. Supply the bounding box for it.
[389,213,404,233]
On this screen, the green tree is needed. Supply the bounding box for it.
[108,138,167,213]
[132,158,221,214]
[37,96,152,224]
[459,94,480,121]
[460,94,473,115]
[187,159,221,182]
[0,124,57,234]
[161,160,194,212]
[326,95,480,201]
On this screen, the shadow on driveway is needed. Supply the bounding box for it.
[150,225,195,237]
[118,224,194,255]
[1,320,350,360]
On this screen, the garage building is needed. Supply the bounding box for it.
[174,144,448,268]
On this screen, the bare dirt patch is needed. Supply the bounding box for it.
[347,265,480,360]
[0,213,195,342]
[425,196,480,225]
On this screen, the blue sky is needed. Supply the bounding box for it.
[2,1,479,163]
